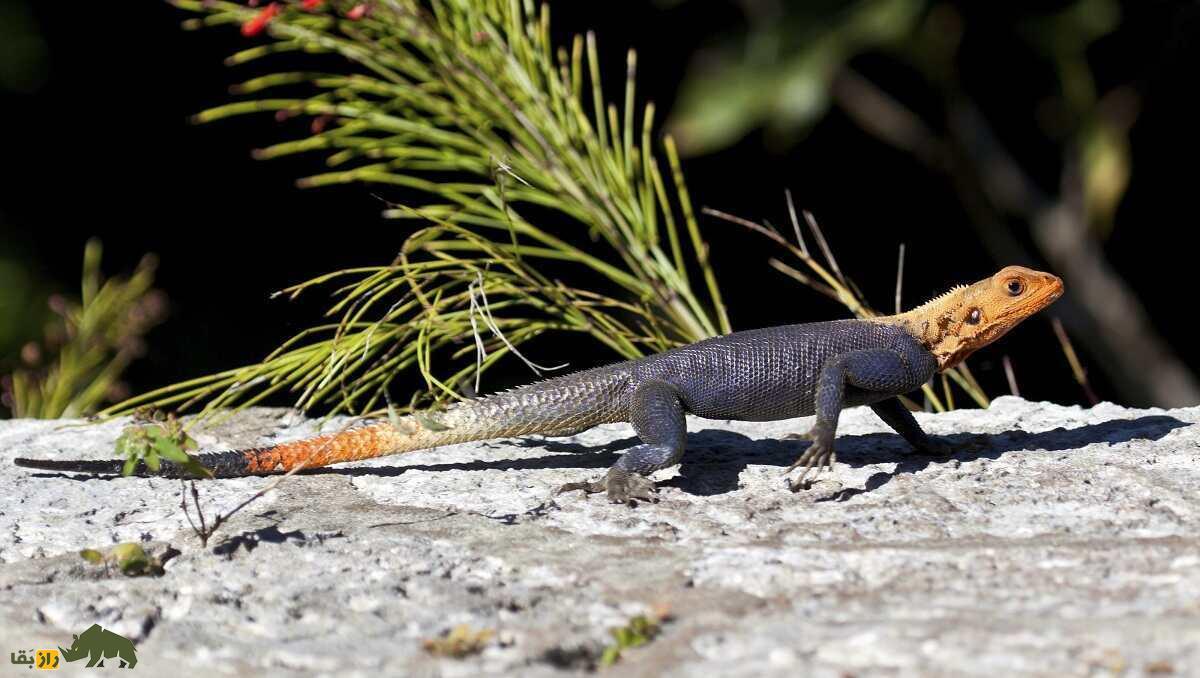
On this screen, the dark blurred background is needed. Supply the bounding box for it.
[2,0,1198,413]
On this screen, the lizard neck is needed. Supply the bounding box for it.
[876,309,964,371]
[872,283,972,371]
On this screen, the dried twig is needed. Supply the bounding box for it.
[1052,317,1098,405]
[1002,356,1020,398]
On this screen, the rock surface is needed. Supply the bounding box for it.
[1,397,1198,676]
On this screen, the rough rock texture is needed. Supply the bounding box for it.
[1,397,1198,676]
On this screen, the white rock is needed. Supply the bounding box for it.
[0,401,1197,675]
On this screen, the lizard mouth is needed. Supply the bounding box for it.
[1031,274,1065,310]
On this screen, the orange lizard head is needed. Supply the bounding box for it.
[893,266,1064,371]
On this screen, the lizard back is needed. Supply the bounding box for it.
[630,320,933,421]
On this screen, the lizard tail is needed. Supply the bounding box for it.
[13,418,486,478]
[14,364,633,478]
[13,450,266,478]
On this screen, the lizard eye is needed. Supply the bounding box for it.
[1006,278,1024,296]
[967,308,981,324]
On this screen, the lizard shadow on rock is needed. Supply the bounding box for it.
[668,414,1187,498]
[310,415,1187,499]
[820,414,1188,502]
[212,524,308,556]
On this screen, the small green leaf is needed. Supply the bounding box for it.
[599,645,621,667]
[79,549,104,564]
[111,543,155,576]
[110,542,144,561]
[112,419,209,478]
[600,613,664,666]
[79,543,164,577]
[118,554,151,575]
[153,435,188,464]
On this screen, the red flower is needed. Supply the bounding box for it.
[310,115,333,134]
[241,2,280,37]
[301,0,324,10]
[346,3,368,20]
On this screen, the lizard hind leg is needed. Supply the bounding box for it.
[556,380,686,506]
[870,397,950,456]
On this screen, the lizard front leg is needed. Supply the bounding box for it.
[786,348,931,491]
[556,380,686,506]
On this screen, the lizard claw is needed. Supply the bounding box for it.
[555,479,606,496]
[784,433,836,492]
[555,469,659,506]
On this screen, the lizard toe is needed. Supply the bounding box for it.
[785,439,836,492]
[556,470,659,506]
[555,478,606,496]
[602,470,659,506]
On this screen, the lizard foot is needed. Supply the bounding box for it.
[555,469,659,506]
[783,436,836,492]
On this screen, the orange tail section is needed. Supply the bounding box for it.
[239,423,411,474]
